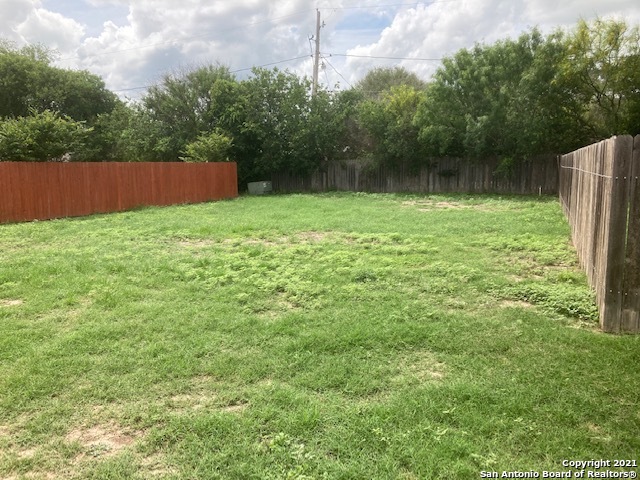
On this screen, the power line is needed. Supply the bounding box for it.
[229,55,311,74]
[326,53,442,61]
[112,55,312,93]
[321,0,460,10]
[320,55,352,89]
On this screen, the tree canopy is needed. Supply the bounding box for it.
[0,41,117,122]
[1,18,639,183]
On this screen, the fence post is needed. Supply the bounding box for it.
[601,136,634,332]
[621,135,640,332]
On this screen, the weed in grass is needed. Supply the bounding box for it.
[0,193,638,479]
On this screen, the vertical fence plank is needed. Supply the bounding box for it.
[600,136,633,332]
[621,135,640,332]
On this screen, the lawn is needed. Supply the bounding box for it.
[0,193,638,479]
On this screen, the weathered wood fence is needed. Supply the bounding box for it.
[0,162,238,224]
[272,156,559,194]
[559,135,639,333]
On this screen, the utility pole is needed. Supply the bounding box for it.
[312,9,321,97]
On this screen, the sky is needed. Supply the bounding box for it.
[2,0,640,100]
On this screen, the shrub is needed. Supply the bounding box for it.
[0,109,89,161]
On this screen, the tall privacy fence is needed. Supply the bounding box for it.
[0,162,238,224]
[272,156,559,195]
[559,135,639,333]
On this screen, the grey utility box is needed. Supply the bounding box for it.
[247,181,273,195]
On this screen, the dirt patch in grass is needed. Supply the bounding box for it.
[500,300,535,309]
[16,447,37,459]
[169,392,217,411]
[220,236,286,247]
[220,401,249,414]
[65,422,140,459]
[176,239,216,248]
[140,453,178,477]
[2,473,58,480]
[402,199,503,212]
[255,292,301,320]
[166,376,247,414]
[241,238,282,246]
[294,231,331,242]
[394,351,446,385]
[0,299,23,307]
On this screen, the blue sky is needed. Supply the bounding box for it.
[40,0,129,36]
[2,0,640,99]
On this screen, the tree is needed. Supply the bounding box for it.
[355,66,426,100]
[358,85,427,169]
[414,19,640,164]
[231,68,342,181]
[338,68,428,164]
[141,64,237,161]
[0,40,117,122]
[560,18,640,139]
[181,130,232,162]
[414,28,586,161]
[0,110,89,161]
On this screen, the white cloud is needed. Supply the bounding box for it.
[15,8,85,52]
[0,0,40,44]
[2,0,640,98]
[342,0,640,85]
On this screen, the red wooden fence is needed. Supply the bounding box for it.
[0,162,238,223]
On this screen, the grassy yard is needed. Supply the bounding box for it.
[0,193,638,479]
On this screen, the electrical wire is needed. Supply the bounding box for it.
[320,55,353,89]
[112,54,312,93]
[327,53,442,61]
[320,0,460,10]
[229,55,311,73]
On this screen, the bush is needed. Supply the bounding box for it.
[180,130,232,163]
[0,109,90,161]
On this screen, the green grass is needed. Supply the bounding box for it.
[0,193,638,479]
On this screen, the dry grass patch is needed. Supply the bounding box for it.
[165,375,247,415]
[220,402,249,414]
[294,231,331,243]
[167,391,219,413]
[176,238,217,248]
[393,350,446,385]
[500,300,535,309]
[257,292,300,320]
[139,453,178,478]
[0,299,23,307]
[65,422,140,459]
[402,199,504,212]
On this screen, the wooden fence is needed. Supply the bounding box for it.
[272,156,559,195]
[0,162,238,224]
[559,135,639,333]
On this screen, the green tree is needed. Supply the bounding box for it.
[358,85,427,169]
[0,40,117,122]
[232,68,342,182]
[141,64,237,161]
[181,130,232,162]
[355,66,426,100]
[0,109,89,161]
[414,28,585,160]
[560,18,640,138]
